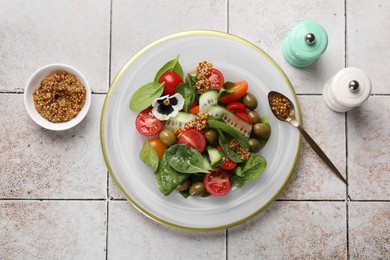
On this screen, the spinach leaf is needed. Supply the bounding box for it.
[156,153,190,196]
[139,141,159,172]
[231,154,267,187]
[165,144,209,174]
[218,130,242,163]
[208,119,249,149]
[258,116,271,149]
[176,83,196,113]
[129,82,164,112]
[154,55,184,82]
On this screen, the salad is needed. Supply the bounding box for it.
[129,56,271,198]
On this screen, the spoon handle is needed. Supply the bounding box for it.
[296,125,348,185]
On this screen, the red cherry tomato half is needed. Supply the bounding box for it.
[209,68,224,90]
[235,112,253,124]
[136,108,163,136]
[190,105,200,115]
[225,101,246,113]
[178,129,206,153]
[217,146,237,170]
[219,80,248,103]
[204,170,231,196]
[158,71,183,96]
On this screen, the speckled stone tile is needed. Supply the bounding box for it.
[0,0,109,92]
[228,201,347,259]
[111,0,227,80]
[347,97,390,200]
[347,0,390,94]
[0,94,107,199]
[349,202,390,259]
[278,95,346,200]
[108,174,125,200]
[0,201,106,260]
[107,201,226,259]
[229,0,345,94]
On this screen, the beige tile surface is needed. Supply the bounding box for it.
[0,94,107,199]
[349,202,390,259]
[0,0,389,259]
[0,0,110,92]
[110,0,227,80]
[347,97,390,200]
[0,201,107,260]
[108,201,226,259]
[228,201,347,259]
[229,0,345,94]
[347,0,390,94]
[278,96,346,200]
[109,174,125,200]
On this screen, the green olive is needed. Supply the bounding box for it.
[177,180,190,191]
[159,130,177,147]
[204,129,218,146]
[242,93,258,109]
[185,70,197,83]
[252,123,271,139]
[247,110,261,124]
[248,138,262,153]
[189,182,205,196]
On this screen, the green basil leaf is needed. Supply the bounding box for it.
[176,83,196,113]
[187,73,200,101]
[156,153,190,196]
[139,141,159,172]
[231,154,267,187]
[218,130,242,163]
[129,82,164,112]
[217,87,235,100]
[187,73,197,88]
[165,144,209,173]
[154,55,184,82]
[223,81,235,89]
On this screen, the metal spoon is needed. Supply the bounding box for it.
[268,91,347,185]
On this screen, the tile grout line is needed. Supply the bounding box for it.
[0,198,107,201]
[226,229,229,260]
[344,1,350,259]
[108,0,113,86]
[105,199,110,260]
[226,0,229,34]
[106,1,113,259]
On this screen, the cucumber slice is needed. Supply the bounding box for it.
[206,146,224,168]
[163,112,196,131]
[203,105,252,138]
[199,90,219,112]
[202,155,213,171]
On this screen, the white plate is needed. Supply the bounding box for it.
[101,31,302,231]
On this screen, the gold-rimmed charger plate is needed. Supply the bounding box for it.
[100,30,302,231]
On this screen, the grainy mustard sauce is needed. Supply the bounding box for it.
[33,71,86,123]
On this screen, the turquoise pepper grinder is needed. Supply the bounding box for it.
[283,21,328,68]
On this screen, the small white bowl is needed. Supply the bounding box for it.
[24,64,92,131]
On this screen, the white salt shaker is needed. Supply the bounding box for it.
[323,67,371,112]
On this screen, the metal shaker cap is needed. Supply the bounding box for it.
[331,67,371,108]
